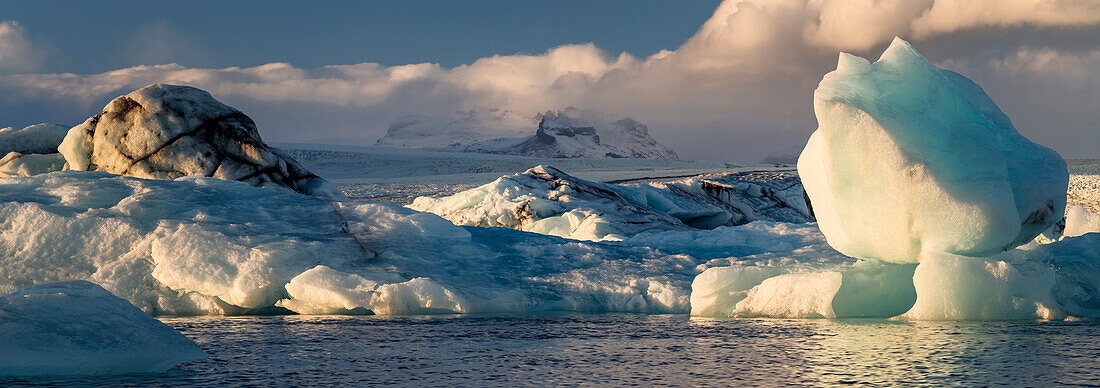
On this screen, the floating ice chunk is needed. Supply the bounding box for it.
[372,277,467,315]
[1015,233,1100,318]
[0,281,204,376]
[276,266,378,315]
[733,272,842,318]
[691,232,1100,320]
[829,261,918,317]
[798,37,1068,263]
[689,266,787,317]
[899,253,1063,320]
[275,266,466,315]
[692,260,917,318]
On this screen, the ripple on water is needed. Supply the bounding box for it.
[3,314,1100,387]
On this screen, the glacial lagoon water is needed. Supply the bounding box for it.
[4,314,1099,387]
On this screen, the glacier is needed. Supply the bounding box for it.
[797,38,1068,263]
[0,280,204,376]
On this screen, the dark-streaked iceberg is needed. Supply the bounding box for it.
[58,84,343,200]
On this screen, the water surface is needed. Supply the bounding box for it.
[6,314,1099,387]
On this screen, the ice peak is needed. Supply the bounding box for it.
[877,37,930,68]
[835,52,870,74]
[524,164,565,177]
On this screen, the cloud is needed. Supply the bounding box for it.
[0,1,1098,161]
[0,21,47,74]
[911,0,1100,37]
[802,0,1100,51]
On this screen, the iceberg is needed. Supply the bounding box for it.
[408,165,687,241]
[0,168,1094,320]
[690,233,1100,320]
[0,281,204,376]
[0,170,818,316]
[59,84,343,200]
[409,165,812,241]
[690,260,917,319]
[690,38,1094,320]
[797,38,1068,263]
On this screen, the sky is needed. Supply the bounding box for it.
[0,0,1097,162]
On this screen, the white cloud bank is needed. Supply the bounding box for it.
[0,0,1098,161]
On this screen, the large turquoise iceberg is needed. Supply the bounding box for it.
[798,37,1068,264]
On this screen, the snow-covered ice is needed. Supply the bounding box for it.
[409,165,812,241]
[409,165,688,241]
[0,166,1096,320]
[798,38,1068,263]
[0,280,204,376]
[0,171,800,315]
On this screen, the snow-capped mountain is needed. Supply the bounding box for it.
[375,107,678,159]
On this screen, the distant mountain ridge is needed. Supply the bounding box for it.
[375,107,678,159]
